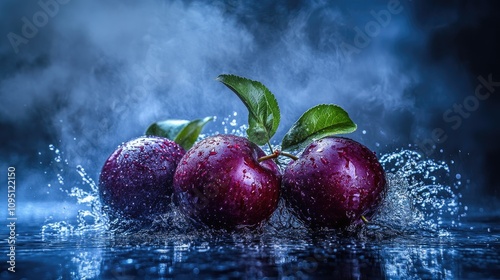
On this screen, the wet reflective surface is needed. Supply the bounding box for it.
[2,214,499,279]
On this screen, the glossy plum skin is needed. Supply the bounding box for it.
[173,135,281,230]
[283,137,386,229]
[99,136,185,219]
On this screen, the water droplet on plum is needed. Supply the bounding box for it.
[320,157,329,165]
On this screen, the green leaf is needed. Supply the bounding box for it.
[281,104,357,151]
[173,117,214,150]
[145,117,214,150]
[145,119,190,139]
[217,74,280,146]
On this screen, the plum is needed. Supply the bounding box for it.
[99,136,185,219]
[173,134,281,230]
[283,137,386,229]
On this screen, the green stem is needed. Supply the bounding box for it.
[266,141,274,154]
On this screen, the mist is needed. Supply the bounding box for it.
[1,0,499,212]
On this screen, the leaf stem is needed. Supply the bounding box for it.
[257,150,299,162]
[280,151,299,161]
[258,152,279,162]
[266,141,274,154]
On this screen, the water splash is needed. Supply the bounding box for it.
[375,149,464,233]
[41,220,75,236]
[41,145,109,237]
[217,112,247,136]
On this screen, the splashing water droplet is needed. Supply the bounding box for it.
[57,174,64,185]
[374,149,463,232]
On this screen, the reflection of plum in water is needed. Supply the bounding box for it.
[96,237,385,279]
[284,242,385,278]
[99,136,185,219]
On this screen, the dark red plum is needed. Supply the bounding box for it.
[283,137,386,229]
[99,136,185,219]
[173,135,281,230]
